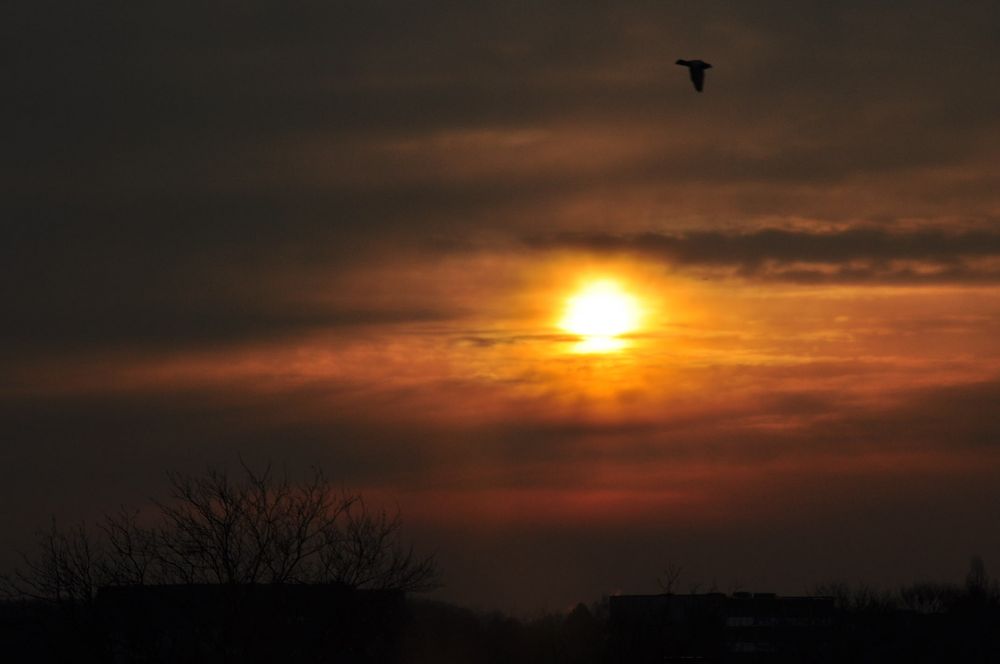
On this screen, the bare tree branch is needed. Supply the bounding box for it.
[5,460,440,600]
[1,519,105,605]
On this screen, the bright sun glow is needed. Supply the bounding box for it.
[560,280,641,352]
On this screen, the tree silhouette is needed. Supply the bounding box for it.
[656,562,683,594]
[1,519,103,605]
[965,555,989,599]
[3,460,439,602]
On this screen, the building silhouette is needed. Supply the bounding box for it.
[609,592,835,663]
[98,583,404,663]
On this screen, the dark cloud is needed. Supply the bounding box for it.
[454,377,1000,472]
[816,378,1000,452]
[2,210,452,357]
[7,1,1000,301]
[7,1,1000,195]
[525,227,1000,283]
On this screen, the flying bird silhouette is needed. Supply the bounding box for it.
[676,59,712,92]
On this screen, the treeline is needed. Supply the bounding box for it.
[809,561,1000,663]
[813,555,1000,614]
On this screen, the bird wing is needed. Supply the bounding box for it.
[690,67,704,92]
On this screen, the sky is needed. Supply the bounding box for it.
[5,0,1000,611]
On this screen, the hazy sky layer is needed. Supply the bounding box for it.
[5,1,1000,609]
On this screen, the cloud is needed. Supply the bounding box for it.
[524,227,1000,283]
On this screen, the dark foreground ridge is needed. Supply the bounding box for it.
[3,583,404,664]
[610,589,1000,663]
[4,584,1000,663]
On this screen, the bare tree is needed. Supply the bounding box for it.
[656,562,683,594]
[319,497,440,592]
[100,507,159,586]
[965,555,989,598]
[149,462,351,585]
[898,581,958,614]
[1,519,104,605]
[810,581,895,613]
[4,461,440,601]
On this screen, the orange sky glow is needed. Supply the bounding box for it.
[7,0,1000,612]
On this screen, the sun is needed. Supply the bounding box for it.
[559,280,641,351]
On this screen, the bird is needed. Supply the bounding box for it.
[676,59,712,92]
